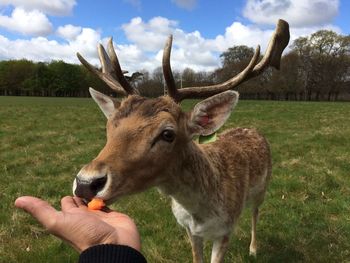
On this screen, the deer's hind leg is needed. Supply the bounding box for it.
[249,163,271,256]
[249,206,259,256]
[249,185,269,257]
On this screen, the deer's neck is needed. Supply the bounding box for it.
[158,141,222,214]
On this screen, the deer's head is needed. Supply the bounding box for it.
[72,20,289,203]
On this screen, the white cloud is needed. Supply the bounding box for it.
[121,17,282,72]
[289,24,342,41]
[0,15,344,74]
[0,7,52,36]
[0,0,76,16]
[243,0,339,28]
[57,24,82,40]
[0,25,159,74]
[0,0,344,74]
[121,17,219,71]
[0,27,101,64]
[0,0,76,36]
[115,44,151,72]
[63,28,103,62]
[122,17,178,52]
[171,0,197,10]
[209,22,275,53]
[120,16,345,72]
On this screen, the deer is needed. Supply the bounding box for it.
[72,19,290,263]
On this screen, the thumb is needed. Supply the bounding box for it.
[15,196,58,231]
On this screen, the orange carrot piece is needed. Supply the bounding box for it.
[87,198,105,210]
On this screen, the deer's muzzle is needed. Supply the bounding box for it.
[73,174,108,200]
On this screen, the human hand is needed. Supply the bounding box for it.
[15,196,141,253]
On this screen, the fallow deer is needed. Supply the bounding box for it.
[73,19,290,263]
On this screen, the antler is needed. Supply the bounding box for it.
[163,19,290,103]
[77,38,138,96]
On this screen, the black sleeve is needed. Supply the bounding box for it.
[78,244,147,263]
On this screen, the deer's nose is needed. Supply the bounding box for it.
[74,175,108,199]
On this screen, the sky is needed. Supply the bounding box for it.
[0,0,349,73]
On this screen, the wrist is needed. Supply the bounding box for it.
[102,230,141,252]
[75,230,120,252]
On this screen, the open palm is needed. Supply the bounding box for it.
[15,196,141,252]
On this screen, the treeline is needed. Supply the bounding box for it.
[0,29,349,101]
[0,60,111,97]
[215,30,350,101]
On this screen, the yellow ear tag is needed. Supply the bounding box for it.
[198,132,217,144]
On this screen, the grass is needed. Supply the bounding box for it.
[1,96,349,262]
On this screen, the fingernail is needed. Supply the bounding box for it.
[14,197,25,207]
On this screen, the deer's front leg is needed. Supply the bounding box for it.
[186,228,204,263]
[210,235,230,263]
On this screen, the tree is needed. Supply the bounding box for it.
[270,52,302,100]
[0,60,36,96]
[135,67,164,97]
[182,68,196,87]
[218,45,272,99]
[220,45,255,67]
[291,30,350,101]
[48,61,87,96]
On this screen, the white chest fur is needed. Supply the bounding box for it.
[171,199,231,240]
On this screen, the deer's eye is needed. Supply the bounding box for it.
[161,129,175,143]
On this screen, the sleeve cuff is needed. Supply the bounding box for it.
[79,244,147,263]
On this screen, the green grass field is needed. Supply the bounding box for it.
[1,96,349,263]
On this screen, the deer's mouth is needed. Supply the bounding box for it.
[85,194,120,206]
[82,192,120,208]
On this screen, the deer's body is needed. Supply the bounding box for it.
[162,127,271,239]
[73,19,289,263]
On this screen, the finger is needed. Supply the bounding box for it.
[15,196,58,231]
[61,196,77,211]
[73,196,87,208]
[101,210,132,219]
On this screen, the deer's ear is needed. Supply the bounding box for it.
[188,91,239,136]
[89,88,120,118]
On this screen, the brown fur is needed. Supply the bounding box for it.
[77,95,272,263]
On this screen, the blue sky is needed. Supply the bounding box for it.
[0,0,348,72]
